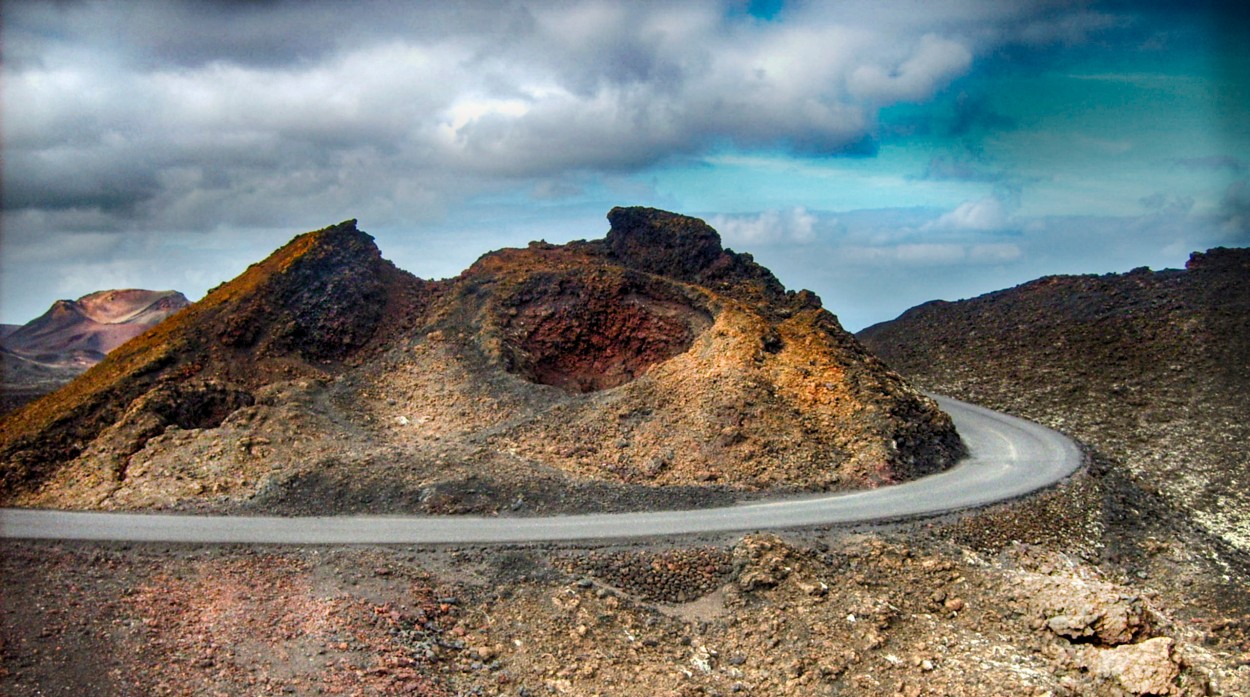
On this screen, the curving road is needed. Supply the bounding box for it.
[0,395,1082,544]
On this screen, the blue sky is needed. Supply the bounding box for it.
[3,1,1247,330]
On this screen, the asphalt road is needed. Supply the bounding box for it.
[0,395,1082,544]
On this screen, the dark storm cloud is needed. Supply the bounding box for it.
[2,0,1163,323]
[5,1,525,69]
[7,0,1102,235]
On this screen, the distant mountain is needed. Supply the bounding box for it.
[1,289,189,414]
[3,289,189,363]
[858,247,1250,552]
[0,211,962,512]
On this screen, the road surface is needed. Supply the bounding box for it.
[0,395,1082,544]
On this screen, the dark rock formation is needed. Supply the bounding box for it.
[0,220,426,499]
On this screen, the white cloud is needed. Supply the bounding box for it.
[0,0,1161,323]
[843,243,973,266]
[3,0,1135,245]
[2,1,990,231]
[930,196,1011,231]
[709,207,819,246]
[848,34,972,104]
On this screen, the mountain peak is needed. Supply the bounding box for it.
[4,290,190,360]
[75,289,189,325]
[199,218,394,362]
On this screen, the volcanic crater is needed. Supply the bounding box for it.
[500,276,713,393]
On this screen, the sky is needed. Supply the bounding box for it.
[2,1,1248,331]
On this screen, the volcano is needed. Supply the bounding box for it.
[0,208,962,513]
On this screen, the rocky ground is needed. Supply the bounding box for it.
[5,498,1249,696]
[7,447,1250,694]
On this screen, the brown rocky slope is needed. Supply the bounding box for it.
[0,208,961,512]
[858,247,1250,552]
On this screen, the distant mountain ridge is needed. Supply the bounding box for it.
[858,247,1250,552]
[1,289,189,414]
[4,289,190,363]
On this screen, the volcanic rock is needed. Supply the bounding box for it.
[858,247,1250,552]
[0,219,421,502]
[1086,637,1181,696]
[1,209,962,511]
[1022,574,1155,646]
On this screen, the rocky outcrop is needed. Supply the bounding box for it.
[385,207,963,497]
[1008,570,1188,695]
[214,220,390,361]
[602,206,790,307]
[0,220,424,501]
[1025,576,1155,645]
[1089,637,1181,696]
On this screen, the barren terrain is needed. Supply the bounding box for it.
[859,248,1250,553]
[4,230,1248,696]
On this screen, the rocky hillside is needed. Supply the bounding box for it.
[0,220,422,506]
[0,209,961,512]
[0,289,189,414]
[859,247,1250,552]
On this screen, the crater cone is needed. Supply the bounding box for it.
[1,208,964,513]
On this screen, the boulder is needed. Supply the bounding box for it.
[1087,637,1180,695]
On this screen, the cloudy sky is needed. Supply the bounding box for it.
[3,1,1247,330]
